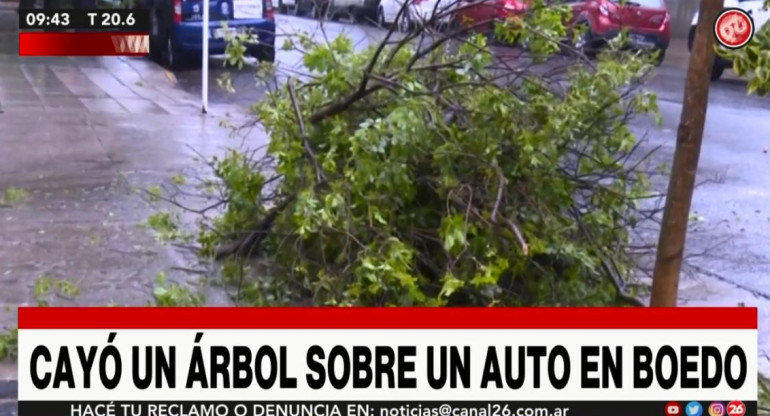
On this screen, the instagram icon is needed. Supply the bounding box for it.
[709,403,726,416]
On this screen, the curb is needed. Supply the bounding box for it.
[0,380,16,400]
[0,376,16,416]
[0,400,16,416]
[0,362,17,400]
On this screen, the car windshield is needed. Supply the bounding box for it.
[611,0,664,7]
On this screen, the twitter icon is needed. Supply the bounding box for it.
[686,402,703,416]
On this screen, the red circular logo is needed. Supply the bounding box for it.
[714,8,754,49]
[726,401,746,416]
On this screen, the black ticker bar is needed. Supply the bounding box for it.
[16,401,760,416]
[19,9,150,31]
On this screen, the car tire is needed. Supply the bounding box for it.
[164,35,186,70]
[396,10,410,32]
[312,0,328,18]
[252,45,276,63]
[711,61,726,81]
[689,25,728,81]
[654,49,665,66]
[279,0,288,13]
[687,25,695,52]
[149,35,162,62]
[575,23,596,59]
[448,13,461,32]
[148,12,162,62]
[330,3,343,21]
[376,6,388,27]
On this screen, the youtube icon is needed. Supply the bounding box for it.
[666,402,683,416]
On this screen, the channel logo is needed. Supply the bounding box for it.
[709,402,726,416]
[666,402,683,416]
[686,402,703,416]
[726,401,746,416]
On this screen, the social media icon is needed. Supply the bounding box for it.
[686,402,703,416]
[726,401,746,416]
[666,402,683,416]
[709,402,726,416]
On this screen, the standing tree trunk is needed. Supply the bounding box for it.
[649,0,725,307]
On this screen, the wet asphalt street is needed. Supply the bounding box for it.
[0,8,769,376]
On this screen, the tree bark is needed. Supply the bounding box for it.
[649,0,724,307]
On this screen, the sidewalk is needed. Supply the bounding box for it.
[1,10,260,413]
[0,9,253,310]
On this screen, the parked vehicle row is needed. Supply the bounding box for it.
[278,0,671,64]
[138,0,672,71]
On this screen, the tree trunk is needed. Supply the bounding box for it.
[649,0,724,307]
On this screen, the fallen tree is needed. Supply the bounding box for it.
[150,0,665,306]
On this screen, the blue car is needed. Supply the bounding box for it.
[138,0,276,69]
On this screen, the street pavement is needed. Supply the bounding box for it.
[1,5,770,386]
[0,8,246,329]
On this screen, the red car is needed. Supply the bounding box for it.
[453,0,529,33]
[566,0,670,62]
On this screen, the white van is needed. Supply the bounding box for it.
[688,0,770,81]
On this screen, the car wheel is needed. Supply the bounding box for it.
[396,10,410,32]
[164,35,178,69]
[653,49,665,66]
[249,45,276,63]
[149,34,162,62]
[341,6,356,21]
[711,60,726,81]
[278,0,288,13]
[574,24,596,59]
[164,35,192,70]
[312,0,328,18]
[448,13,461,32]
[376,6,388,27]
[148,13,162,62]
[329,2,342,20]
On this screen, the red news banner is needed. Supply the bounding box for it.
[19,32,149,57]
[15,307,760,416]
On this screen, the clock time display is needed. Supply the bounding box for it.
[24,11,71,27]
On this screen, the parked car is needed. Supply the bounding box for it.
[566,0,670,63]
[688,0,770,81]
[138,0,276,69]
